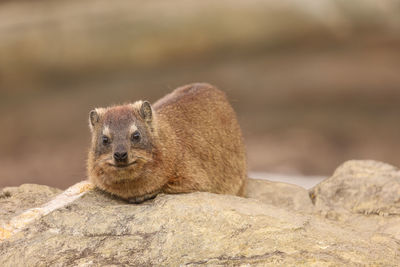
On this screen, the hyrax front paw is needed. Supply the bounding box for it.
[128,192,158,204]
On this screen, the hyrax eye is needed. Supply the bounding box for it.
[131,131,141,142]
[102,135,110,145]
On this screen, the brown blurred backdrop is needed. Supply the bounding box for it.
[1,0,400,189]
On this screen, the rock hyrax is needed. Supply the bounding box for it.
[87,83,247,203]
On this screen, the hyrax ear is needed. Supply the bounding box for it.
[139,101,153,123]
[89,109,103,131]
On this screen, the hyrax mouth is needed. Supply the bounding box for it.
[107,161,137,169]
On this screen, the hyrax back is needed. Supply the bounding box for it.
[87,83,247,203]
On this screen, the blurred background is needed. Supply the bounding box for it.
[1,0,400,189]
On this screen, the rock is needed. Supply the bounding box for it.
[1,160,400,266]
[247,178,314,213]
[1,191,399,266]
[0,184,61,222]
[310,160,400,215]
[309,160,400,240]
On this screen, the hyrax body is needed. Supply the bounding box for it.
[87,83,247,203]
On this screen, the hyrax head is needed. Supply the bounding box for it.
[88,101,155,182]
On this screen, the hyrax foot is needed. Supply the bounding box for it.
[128,192,159,204]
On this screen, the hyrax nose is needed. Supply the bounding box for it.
[113,151,128,162]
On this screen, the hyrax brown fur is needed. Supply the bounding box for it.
[87,83,247,203]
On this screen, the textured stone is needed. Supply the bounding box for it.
[247,178,314,213]
[1,161,400,266]
[0,184,61,222]
[310,160,400,215]
[310,160,400,240]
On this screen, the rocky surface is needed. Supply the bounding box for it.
[310,160,400,241]
[311,160,400,215]
[1,160,400,266]
[247,178,314,213]
[0,184,61,222]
